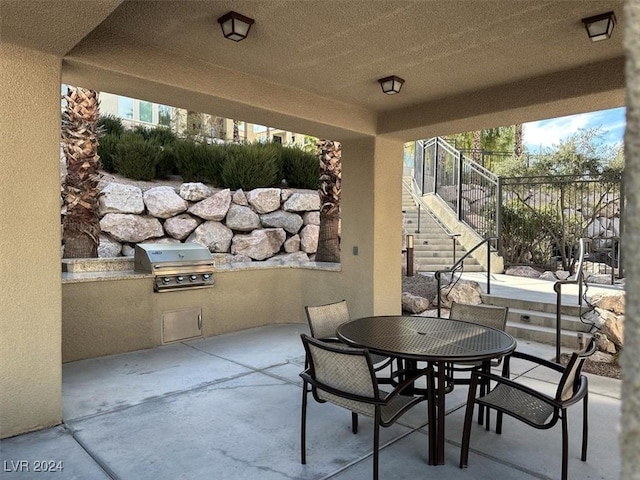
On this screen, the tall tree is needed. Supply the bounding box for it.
[232,120,240,142]
[514,123,523,157]
[472,130,482,163]
[61,87,102,258]
[315,139,341,262]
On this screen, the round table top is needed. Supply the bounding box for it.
[337,315,516,362]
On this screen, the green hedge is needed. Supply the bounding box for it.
[281,146,319,189]
[221,143,280,190]
[113,133,161,181]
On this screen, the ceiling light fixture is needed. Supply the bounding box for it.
[581,11,616,42]
[217,11,255,42]
[378,75,405,95]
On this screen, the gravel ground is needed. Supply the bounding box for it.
[560,353,621,379]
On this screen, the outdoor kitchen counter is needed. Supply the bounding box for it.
[61,258,341,283]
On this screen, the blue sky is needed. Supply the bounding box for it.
[522,107,626,153]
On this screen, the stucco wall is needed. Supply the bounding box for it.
[621,0,640,477]
[0,43,63,438]
[62,267,346,362]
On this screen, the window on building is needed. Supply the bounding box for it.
[139,101,153,123]
[118,97,134,119]
[273,135,282,144]
[158,105,172,127]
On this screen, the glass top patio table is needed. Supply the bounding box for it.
[337,315,516,465]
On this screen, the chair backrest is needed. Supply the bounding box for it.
[305,300,350,339]
[301,334,378,403]
[449,302,509,331]
[556,338,596,402]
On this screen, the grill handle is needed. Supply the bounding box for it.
[198,313,202,331]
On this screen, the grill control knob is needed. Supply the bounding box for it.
[203,274,211,280]
[162,277,171,284]
[176,276,184,282]
[189,275,198,281]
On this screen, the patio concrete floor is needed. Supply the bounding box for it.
[1,319,621,480]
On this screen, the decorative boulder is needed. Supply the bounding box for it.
[437,280,483,309]
[260,211,303,234]
[589,292,625,315]
[186,221,234,253]
[143,186,188,219]
[247,188,281,214]
[231,228,286,260]
[232,189,249,206]
[402,293,431,314]
[98,234,122,258]
[164,214,202,240]
[100,213,163,243]
[122,244,135,257]
[303,211,320,225]
[98,183,144,215]
[539,271,557,281]
[284,234,301,253]
[188,189,231,221]
[179,182,213,201]
[283,192,320,212]
[268,252,310,263]
[225,204,261,231]
[300,224,319,254]
[505,266,541,278]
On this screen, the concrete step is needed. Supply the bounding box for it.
[507,308,592,333]
[417,264,485,273]
[482,294,587,317]
[506,322,589,349]
[415,257,480,265]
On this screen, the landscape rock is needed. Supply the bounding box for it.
[143,186,188,219]
[539,271,557,281]
[593,332,617,354]
[140,237,181,244]
[300,224,319,253]
[437,280,483,308]
[586,274,615,284]
[231,228,286,260]
[100,213,163,243]
[188,189,231,221]
[505,266,541,278]
[402,293,431,314]
[164,214,202,240]
[303,211,320,225]
[122,244,135,257]
[232,189,249,206]
[224,204,261,231]
[268,252,310,263]
[589,291,625,315]
[260,211,303,234]
[555,270,571,280]
[212,253,252,264]
[186,221,234,253]
[283,192,320,212]
[98,234,122,258]
[247,188,281,214]
[98,183,144,215]
[284,234,301,253]
[179,182,213,201]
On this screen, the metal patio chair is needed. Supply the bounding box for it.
[305,300,395,379]
[446,301,510,425]
[300,334,435,480]
[459,339,596,480]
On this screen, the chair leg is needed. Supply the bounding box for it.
[561,412,568,480]
[427,367,436,465]
[301,381,308,465]
[581,391,589,461]
[352,412,358,434]
[373,411,380,480]
[496,411,503,435]
[459,376,478,468]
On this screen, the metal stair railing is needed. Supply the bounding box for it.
[552,238,588,363]
[434,236,498,317]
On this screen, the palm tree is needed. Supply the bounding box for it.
[61,87,102,258]
[514,123,524,157]
[315,139,341,262]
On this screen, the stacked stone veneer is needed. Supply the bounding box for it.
[91,182,321,263]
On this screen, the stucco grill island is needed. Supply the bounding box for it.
[134,243,215,292]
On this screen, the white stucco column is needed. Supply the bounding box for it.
[0,42,63,437]
[340,136,404,318]
[622,1,640,477]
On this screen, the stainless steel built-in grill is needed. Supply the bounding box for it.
[134,243,215,292]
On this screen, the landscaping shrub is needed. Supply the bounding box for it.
[156,144,179,179]
[174,141,226,185]
[221,142,279,190]
[97,114,124,137]
[113,133,161,181]
[147,126,178,146]
[97,133,120,173]
[281,145,319,189]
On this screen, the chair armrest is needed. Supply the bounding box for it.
[384,367,433,401]
[473,370,561,408]
[508,351,567,373]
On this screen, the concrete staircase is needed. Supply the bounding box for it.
[402,183,483,273]
[481,293,592,349]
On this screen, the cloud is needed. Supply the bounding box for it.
[523,107,625,153]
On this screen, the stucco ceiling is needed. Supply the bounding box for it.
[1,0,627,140]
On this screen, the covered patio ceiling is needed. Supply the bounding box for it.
[1,0,626,141]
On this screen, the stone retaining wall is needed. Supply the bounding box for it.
[62,181,323,263]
